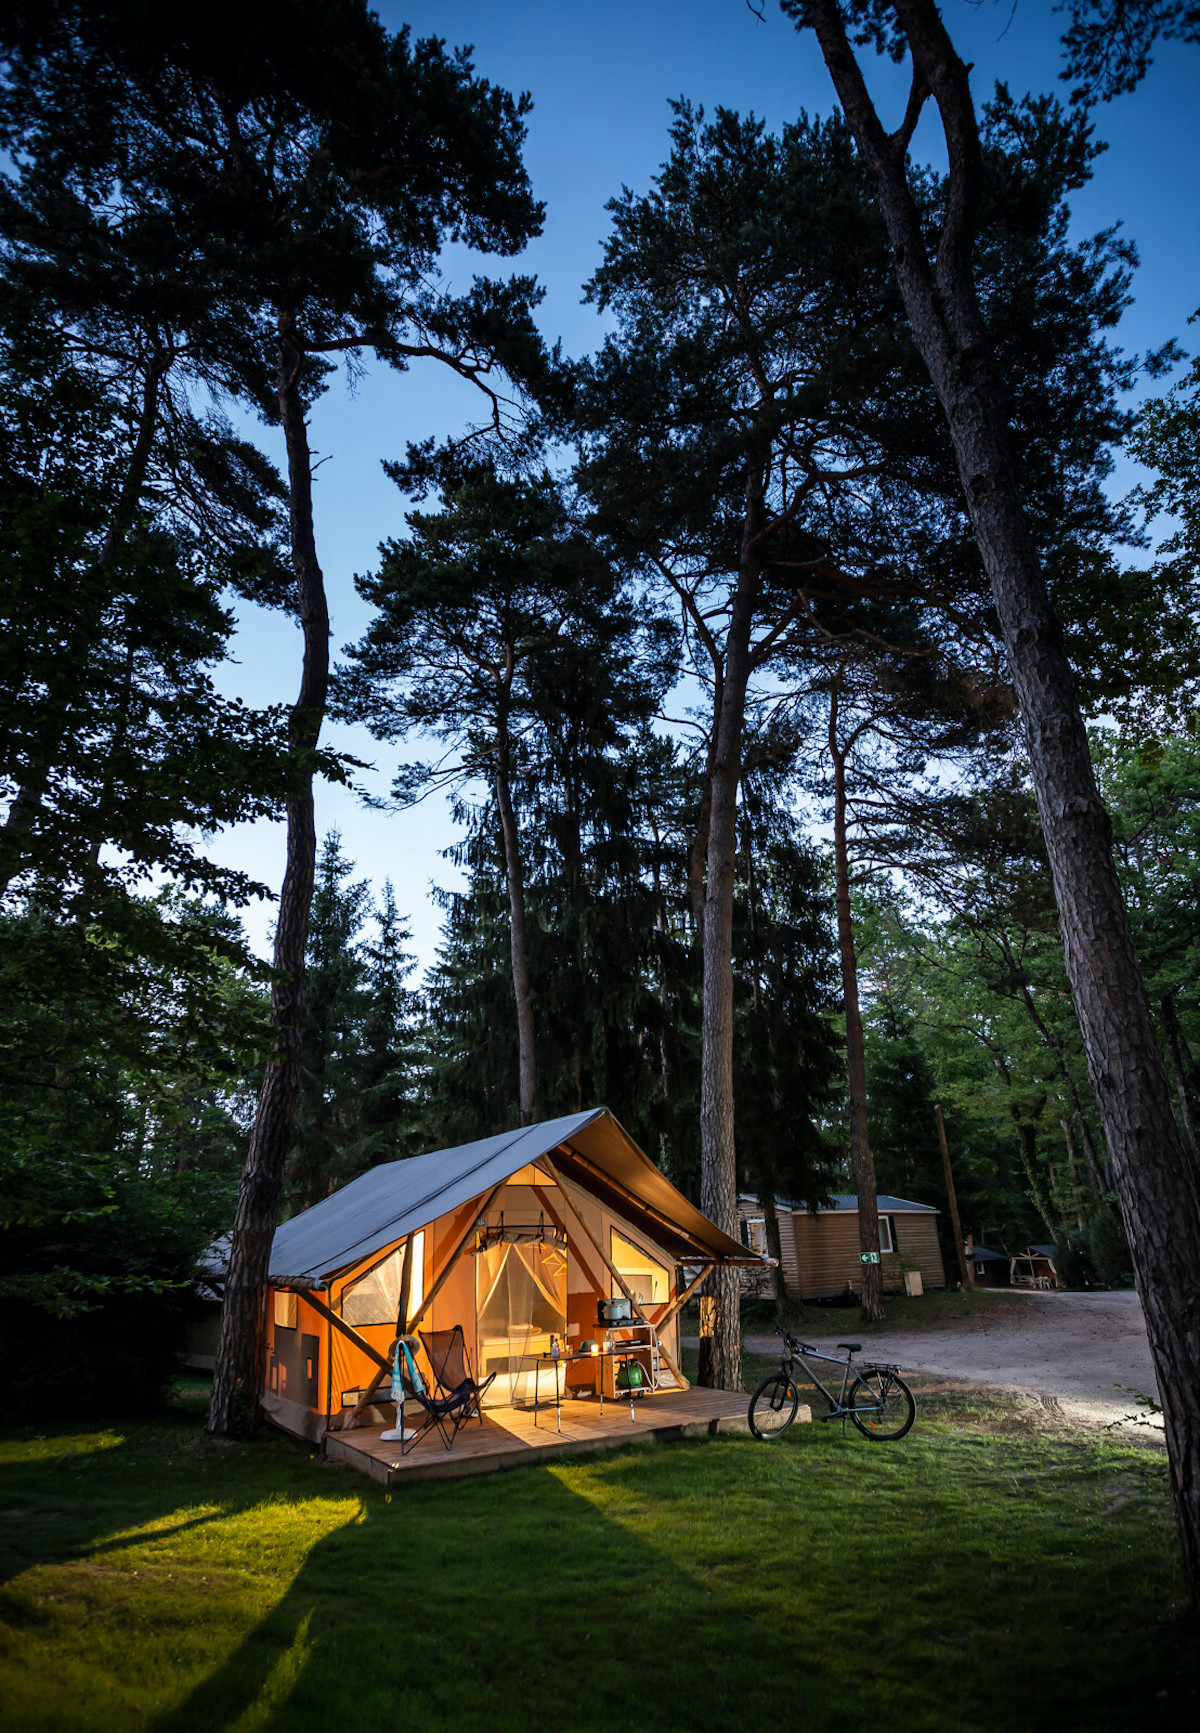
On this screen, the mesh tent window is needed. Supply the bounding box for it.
[340,1233,424,1327]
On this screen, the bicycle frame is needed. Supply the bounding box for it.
[778,1335,891,1418]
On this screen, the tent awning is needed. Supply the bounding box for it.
[203,1109,762,1287]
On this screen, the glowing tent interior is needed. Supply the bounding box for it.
[207,1108,763,1444]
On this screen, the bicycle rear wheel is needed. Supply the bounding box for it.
[847,1368,915,1440]
[748,1373,800,1440]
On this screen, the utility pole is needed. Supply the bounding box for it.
[936,1104,973,1289]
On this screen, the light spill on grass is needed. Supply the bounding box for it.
[0,1386,1193,1733]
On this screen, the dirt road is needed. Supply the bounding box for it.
[744,1290,1161,1432]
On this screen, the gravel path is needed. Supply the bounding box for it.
[742,1290,1162,1432]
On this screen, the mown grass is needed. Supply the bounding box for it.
[0,1373,1193,1733]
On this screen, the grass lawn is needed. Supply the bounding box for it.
[0,1364,1193,1733]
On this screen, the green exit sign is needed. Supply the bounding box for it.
[860,1251,881,1265]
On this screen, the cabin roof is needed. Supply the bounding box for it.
[738,1192,940,1216]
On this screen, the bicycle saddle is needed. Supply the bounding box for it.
[838,1342,862,1352]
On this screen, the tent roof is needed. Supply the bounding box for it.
[215,1108,758,1287]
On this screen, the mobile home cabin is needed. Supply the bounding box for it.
[738,1193,946,1299]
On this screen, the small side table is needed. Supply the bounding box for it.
[531,1350,645,1430]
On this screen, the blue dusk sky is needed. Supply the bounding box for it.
[205,1,1200,970]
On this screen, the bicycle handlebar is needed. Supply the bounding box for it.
[774,1321,815,1356]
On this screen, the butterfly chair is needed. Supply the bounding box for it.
[402,1326,495,1456]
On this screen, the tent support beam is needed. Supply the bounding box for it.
[550,1167,691,1392]
[408,1181,505,1335]
[652,1263,714,1332]
[336,1231,417,1433]
[305,1292,392,1377]
[335,1183,507,1435]
[553,1145,725,1262]
[531,1183,608,1305]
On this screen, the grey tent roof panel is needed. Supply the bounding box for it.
[209,1108,758,1287]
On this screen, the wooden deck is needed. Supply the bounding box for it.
[324,1385,771,1486]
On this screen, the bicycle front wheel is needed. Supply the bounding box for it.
[848,1368,915,1440]
[748,1373,800,1440]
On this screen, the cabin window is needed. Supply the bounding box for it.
[610,1228,669,1307]
[740,1217,768,1256]
[341,1233,425,1327]
[878,1215,895,1255]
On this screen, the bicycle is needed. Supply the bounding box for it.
[747,1322,915,1441]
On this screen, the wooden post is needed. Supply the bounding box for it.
[336,1232,415,1433]
[408,1181,505,1335]
[651,1264,714,1332]
[549,1168,691,1391]
[936,1104,973,1289]
[304,1291,392,1372]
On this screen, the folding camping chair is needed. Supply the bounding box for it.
[402,1326,495,1455]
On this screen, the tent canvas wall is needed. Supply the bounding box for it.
[211,1109,761,1445]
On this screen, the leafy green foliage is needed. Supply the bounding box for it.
[0,889,267,1413]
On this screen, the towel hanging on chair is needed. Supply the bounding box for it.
[392,1338,426,1404]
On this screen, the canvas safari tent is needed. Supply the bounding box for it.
[205,1108,760,1445]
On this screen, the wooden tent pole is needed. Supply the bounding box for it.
[397,1229,415,1333]
[408,1181,505,1335]
[531,1183,608,1304]
[304,1292,391,1373]
[549,1167,691,1391]
[651,1263,714,1332]
[554,1145,733,1261]
[936,1104,973,1289]
[337,1231,418,1433]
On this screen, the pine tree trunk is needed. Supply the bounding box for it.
[494,722,536,1122]
[208,319,329,1441]
[805,0,1200,1595]
[1162,992,1199,1165]
[697,468,763,1392]
[761,1190,789,1305]
[829,690,884,1322]
[1017,977,1108,1192]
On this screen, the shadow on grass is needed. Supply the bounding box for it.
[1,1407,1193,1733]
[0,1423,252,1597]
[148,1440,853,1733]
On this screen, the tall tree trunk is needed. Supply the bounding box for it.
[804,0,1200,1594]
[1162,992,1200,1165]
[828,687,884,1322]
[1060,1118,1087,1228]
[1015,976,1107,1193]
[760,1189,789,1306]
[494,721,536,1122]
[697,467,764,1393]
[208,319,329,1441]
